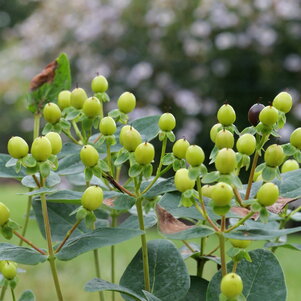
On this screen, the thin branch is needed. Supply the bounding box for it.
[13,231,46,255]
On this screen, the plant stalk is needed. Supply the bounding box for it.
[10,288,16,301]
[14,231,46,255]
[93,248,105,301]
[19,195,33,247]
[245,151,259,200]
[0,284,7,301]
[111,212,117,301]
[106,143,114,177]
[225,211,255,233]
[219,216,227,277]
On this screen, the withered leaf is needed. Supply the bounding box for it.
[103,198,114,207]
[267,197,299,214]
[231,207,259,220]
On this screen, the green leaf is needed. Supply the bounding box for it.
[21,155,37,168]
[241,126,256,135]
[143,291,162,301]
[143,164,153,179]
[108,194,136,211]
[162,226,215,240]
[0,243,47,265]
[56,153,83,175]
[39,161,51,178]
[5,157,18,168]
[282,143,297,156]
[57,228,143,261]
[188,167,201,180]
[162,153,175,166]
[129,164,144,177]
[180,276,208,301]
[202,171,220,184]
[130,115,160,142]
[84,167,93,182]
[265,242,301,251]
[99,159,110,172]
[172,158,185,171]
[206,249,286,301]
[166,131,175,142]
[119,215,157,230]
[0,154,25,178]
[293,150,301,163]
[143,178,176,198]
[120,239,190,301]
[45,189,82,204]
[21,172,60,188]
[262,166,277,181]
[114,151,130,166]
[19,187,57,196]
[18,290,35,301]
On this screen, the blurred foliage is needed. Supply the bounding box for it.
[0,0,301,154]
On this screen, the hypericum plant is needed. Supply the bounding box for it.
[1,53,301,301]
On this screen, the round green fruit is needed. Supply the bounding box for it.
[134,142,155,165]
[174,168,195,192]
[186,145,205,166]
[0,202,10,226]
[215,148,236,174]
[220,273,243,299]
[229,239,251,249]
[213,205,231,216]
[259,106,278,126]
[236,134,256,155]
[290,128,301,149]
[210,123,222,143]
[257,182,279,206]
[1,261,17,280]
[158,113,176,131]
[7,136,29,159]
[217,104,236,126]
[80,145,99,167]
[82,97,101,118]
[264,144,284,167]
[58,90,71,109]
[215,129,234,149]
[119,126,142,152]
[43,102,61,124]
[281,159,299,173]
[211,182,233,206]
[172,138,190,159]
[119,125,131,145]
[272,91,293,113]
[201,185,214,198]
[45,132,62,155]
[91,75,108,93]
[99,116,116,135]
[31,136,52,162]
[81,186,103,211]
[70,87,88,109]
[118,92,136,114]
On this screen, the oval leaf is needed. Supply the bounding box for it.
[180,276,208,301]
[18,290,36,301]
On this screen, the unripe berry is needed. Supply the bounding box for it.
[1,261,17,280]
[220,273,243,299]
[281,159,299,173]
[264,144,284,167]
[58,90,71,109]
[70,87,88,109]
[119,125,131,145]
[211,182,233,206]
[290,128,301,149]
[134,142,155,165]
[174,168,195,192]
[83,97,101,118]
[81,186,103,211]
[80,145,99,167]
[91,75,108,93]
[158,113,176,131]
[257,182,279,206]
[118,92,136,113]
[119,126,142,152]
[229,239,251,249]
[0,202,10,226]
[201,185,214,198]
[186,145,205,166]
[31,136,52,162]
[172,139,190,159]
[210,123,222,143]
[45,132,62,155]
[99,116,116,135]
[236,134,256,155]
[7,136,29,159]
[217,104,236,126]
[43,102,61,124]
[215,148,236,174]
[248,103,264,126]
[272,92,292,113]
[215,129,234,149]
[259,106,278,127]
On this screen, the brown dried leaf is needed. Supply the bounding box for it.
[156,205,192,234]
[103,198,114,207]
[30,60,57,91]
[231,207,259,220]
[267,197,299,214]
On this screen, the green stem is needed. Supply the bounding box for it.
[136,198,151,291]
[62,129,81,145]
[93,249,104,301]
[10,288,16,301]
[33,112,40,139]
[232,261,238,273]
[19,195,33,246]
[219,216,227,277]
[225,211,255,233]
[0,284,7,301]
[99,101,104,119]
[106,143,114,177]
[72,120,84,142]
[111,212,117,301]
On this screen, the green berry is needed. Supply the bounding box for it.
[257,182,279,206]
[272,92,293,113]
[259,106,278,126]
[211,182,233,206]
[118,92,136,113]
[210,123,222,143]
[119,125,131,145]
[80,145,99,167]
[7,136,29,159]
[158,113,176,131]
[215,129,234,149]
[186,145,205,166]
[1,261,17,280]
[172,138,190,159]
[215,148,236,174]
[45,132,62,155]
[31,136,52,162]
[58,90,71,109]
[174,168,195,192]
[81,186,103,211]
[119,126,142,152]
[99,116,116,135]
[201,185,214,198]
[82,97,101,118]
[281,159,299,173]
[213,205,231,216]
[43,102,61,124]
[70,87,88,109]
[217,104,236,126]
[290,128,301,149]
[134,142,155,165]
[220,273,243,299]
[0,202,10,226]
[91,75,108,93]
[229,239,251,249]
[264,144,284,167]
[236,134,256,155]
